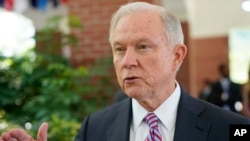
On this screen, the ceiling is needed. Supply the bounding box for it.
[20,0,250,39]
[162,0,250,38]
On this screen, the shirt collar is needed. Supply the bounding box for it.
[132,81,181,132]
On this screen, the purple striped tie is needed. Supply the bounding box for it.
[144,113,162,141]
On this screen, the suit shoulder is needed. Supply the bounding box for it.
[180,92,249,124]
[198,98,249,123]
[88,98,131,120]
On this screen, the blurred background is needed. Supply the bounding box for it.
[0,0,249,140]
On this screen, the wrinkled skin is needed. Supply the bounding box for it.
[111,11,187,111]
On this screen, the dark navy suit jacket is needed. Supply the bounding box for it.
[75,88,250,141]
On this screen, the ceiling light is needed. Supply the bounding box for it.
[242,0,250,12]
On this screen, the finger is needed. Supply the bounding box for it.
[1,130,27,141]
[1,131,12,140]
[37,122,48,141]
[9,129,34,141]
[7,139,17,141]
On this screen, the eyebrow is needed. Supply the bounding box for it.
[113,41,123,47]
[112,35,156,49]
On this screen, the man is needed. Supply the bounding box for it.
[1,2,250,141]
[207,63,243,113]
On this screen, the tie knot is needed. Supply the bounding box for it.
[144,113,159,128]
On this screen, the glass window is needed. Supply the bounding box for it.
[229,27,250,84]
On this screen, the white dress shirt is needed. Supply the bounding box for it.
[129,82,181,141]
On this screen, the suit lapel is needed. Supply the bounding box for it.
[107,98,132,141]
[105,89,212,141]
[174,90,211,141]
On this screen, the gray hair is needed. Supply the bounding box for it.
[109,2,184,48]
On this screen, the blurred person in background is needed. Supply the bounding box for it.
[207,63,243,114]
[199,78,213,101]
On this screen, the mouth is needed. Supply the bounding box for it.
[124,76,139,83]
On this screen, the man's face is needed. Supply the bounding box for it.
[111,11,184,101]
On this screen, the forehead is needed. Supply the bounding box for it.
[112,11,166,45]
[118,11,162,28]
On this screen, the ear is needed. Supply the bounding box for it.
[173,44,187,70]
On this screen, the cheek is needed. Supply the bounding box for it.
[148,54,173,78]
[113,61,119,75]
[154,53,172,69]
[143,58,165,79]
[161,51,175,70]
[113,60,123,81]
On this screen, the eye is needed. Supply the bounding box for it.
[114,46,126,54]
[138,44,151,50]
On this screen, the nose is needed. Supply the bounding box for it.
[122,48,138,68]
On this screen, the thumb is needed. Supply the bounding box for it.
[37,122,48,141]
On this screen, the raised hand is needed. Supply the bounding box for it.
[0,122,48,141]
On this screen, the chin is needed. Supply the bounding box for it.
[125,89,140,98]
[125,89,147,100]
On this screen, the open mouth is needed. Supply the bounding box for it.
[124,76,139,83]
